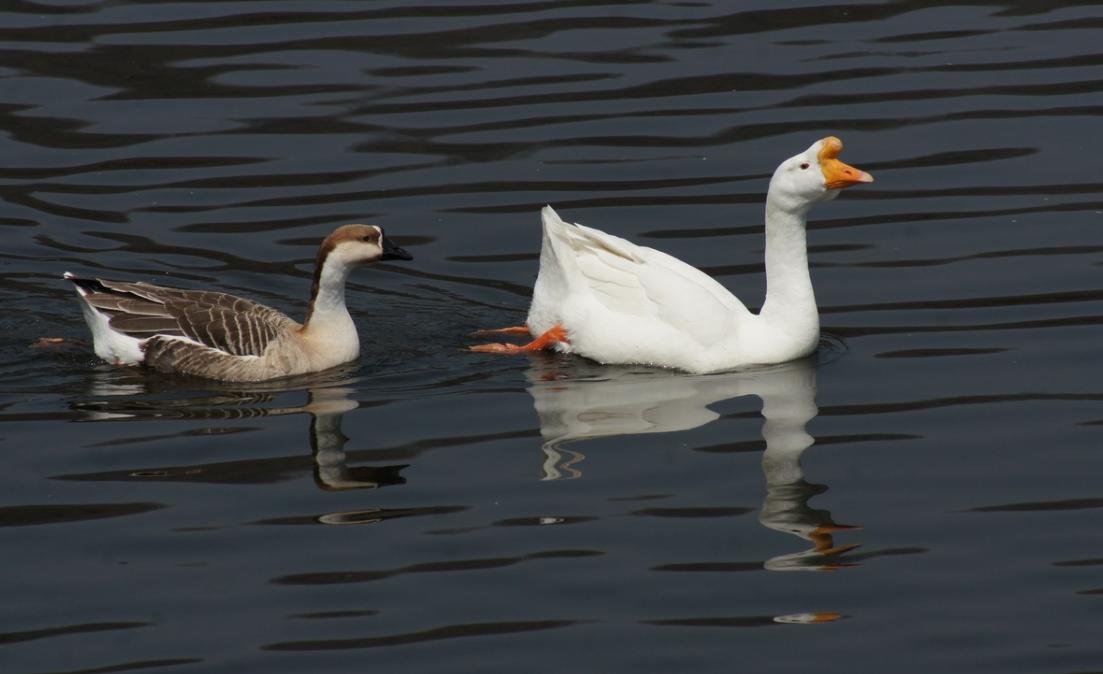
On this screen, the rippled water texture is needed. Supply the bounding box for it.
[3,1,1103,672]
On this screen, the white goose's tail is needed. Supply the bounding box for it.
[541,205,641,262]
[529,206,647,335]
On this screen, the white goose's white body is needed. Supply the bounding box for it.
[473,137,872,373]
[526,206,821,373]
[65,224,411,382]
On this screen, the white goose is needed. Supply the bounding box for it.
[470,137,872,373]
[65,224,412,382]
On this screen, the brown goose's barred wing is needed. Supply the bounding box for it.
[143,336,265,380]
[76,278,298,357]
[167,295,295,357]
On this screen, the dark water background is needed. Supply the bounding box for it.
[3,1,1103,672]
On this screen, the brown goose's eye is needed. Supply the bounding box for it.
[800,162,810,170]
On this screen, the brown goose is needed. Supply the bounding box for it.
[64,224,412,382]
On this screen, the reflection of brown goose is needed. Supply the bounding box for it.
[305,387,408,492]
[68,377,407,493]
[64,225,411,382]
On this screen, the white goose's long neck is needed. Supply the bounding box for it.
[759,192,817,328]
[302,254,358,350]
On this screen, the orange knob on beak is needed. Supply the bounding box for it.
[818,136,874,189]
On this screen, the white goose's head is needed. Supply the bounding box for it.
[319,224,413,268]
[769,136,873,211]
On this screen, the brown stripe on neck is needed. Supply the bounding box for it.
[303,235,341,327]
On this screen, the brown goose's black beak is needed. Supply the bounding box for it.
[382,237,413,261]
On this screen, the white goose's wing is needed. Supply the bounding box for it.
[541,206,749,347]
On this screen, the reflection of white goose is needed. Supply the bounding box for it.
[525,355,859,568]
[531,364,744,442]
[755,363,860,571]
[526,360,759,480]
[526,357,812,454]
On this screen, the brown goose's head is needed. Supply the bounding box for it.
[303,224,413,325]
[319,224,413,268]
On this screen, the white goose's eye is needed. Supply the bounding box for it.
[800,162,810,170]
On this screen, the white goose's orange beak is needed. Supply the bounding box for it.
[818,136,873,189]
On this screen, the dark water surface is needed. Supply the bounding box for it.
[3,1,1103,672]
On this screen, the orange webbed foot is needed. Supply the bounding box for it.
[468,324,568,355]
[31,336,88,349]
[468,342,524,353]
[469,325,532,338]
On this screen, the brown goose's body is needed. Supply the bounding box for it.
[65,224,411,382]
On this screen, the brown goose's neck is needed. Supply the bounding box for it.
[303,243,353,329]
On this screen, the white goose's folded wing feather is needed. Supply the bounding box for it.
[75,277,297,357]
[544,209,750,348]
